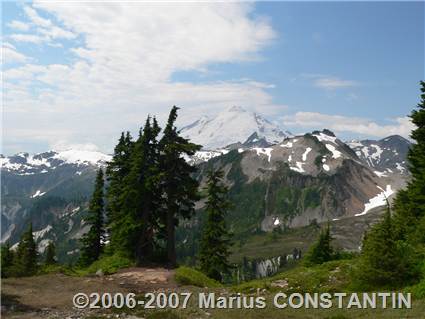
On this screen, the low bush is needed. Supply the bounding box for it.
[175,266,222,288]
[85,254,133,275]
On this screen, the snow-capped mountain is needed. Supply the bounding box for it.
[180,106,291,150]
[346,135,411,176]
[1,130,411,262]
[0,149,111,175]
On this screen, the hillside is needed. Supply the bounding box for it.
[1,131,410,264]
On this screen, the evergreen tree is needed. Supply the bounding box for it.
[15,223,38,276]
[199,169,232,282]
[159,106,201,267]
[393,81,425,243]
[106,132,134,251]
[79,169,105,266]
[355,206,416,287]
[119,116,162,263]
[1,242,15,278]
[304,223,333,265]
[44,241,56,265]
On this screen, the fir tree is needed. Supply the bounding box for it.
[304,223,333,266]
[199,169,232,282]
[159,106,201,267]
[106,132,134,251]
[15,223,38,276]
[120,116,162,263]
[1,242,15,278]
[79,169,105,266]
[393,81,425,243]
[355,206,415,287]
[44,241,56,265]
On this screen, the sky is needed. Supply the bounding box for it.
[2,1,424,155]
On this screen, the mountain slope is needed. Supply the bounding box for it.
[180,106,290,149]
[1,132,410,263]
[346,135,410,175]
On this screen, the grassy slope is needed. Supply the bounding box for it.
[128,261,425,319]
[230,224,321,264]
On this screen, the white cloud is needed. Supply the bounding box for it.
[9,6,76,45]
[314,77,357,90]
[9,33,45,44]
[283,112,415,139]
[2,43,30,64]
[301,73,357,90]
[24,6,52,28]
[3,2,277,154]
[7,20,31,31]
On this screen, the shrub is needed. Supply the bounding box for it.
[175,266,222,288]
[85,254,133,275]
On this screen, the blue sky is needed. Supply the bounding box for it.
[2,1,424,154]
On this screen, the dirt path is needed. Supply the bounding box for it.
[1,267,176,319]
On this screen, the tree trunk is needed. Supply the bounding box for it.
[166,209,176,268]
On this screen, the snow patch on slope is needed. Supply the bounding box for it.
[31,190,46,198]
[302,148,312,161]
[355,185,394,216]
[313,133,337,144]
[290,162,305,173]
[33,225,52,241]
[325,144,342,159]
[253,147,273,162]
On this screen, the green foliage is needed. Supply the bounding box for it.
[233,260,353,294]
[104,107,201,267]
[175,266,222,288]
[199,169,232,282]
[106,131,135,252]
[78,169,105,267]
[13,223,38,277]
[44,241,56,265]
[356,82,425,290]
[274,186,320,220]
[159,106,201,266]
[1,242,15,278]
[355,208,420,289]
[85,254,133,275]
[38,263,78,276]
[117,116,163,263]
[304,223,334,266]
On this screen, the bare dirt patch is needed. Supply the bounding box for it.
[1,267,176,319]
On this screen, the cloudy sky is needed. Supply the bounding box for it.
[2,1,424,155]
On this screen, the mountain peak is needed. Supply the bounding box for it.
[226,105,247,113]
[181,107,289,149]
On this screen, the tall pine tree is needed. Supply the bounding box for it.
[79,168,105,266]
[106,132,134,252]
[199,169,232,282]
[159,106,201,267]
[120,117,162,264]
